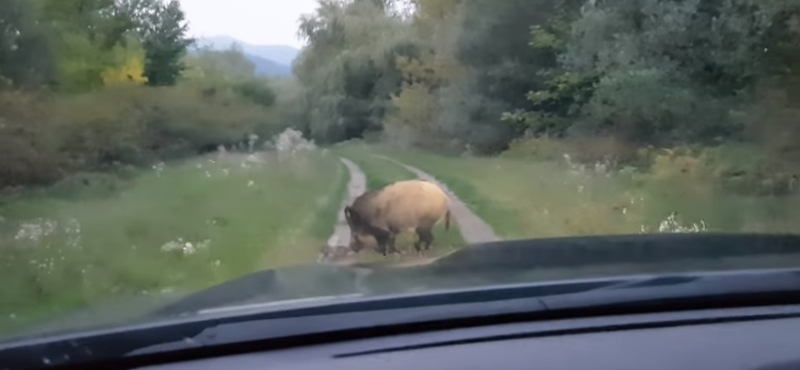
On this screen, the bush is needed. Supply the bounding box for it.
[232,80,276,108]
[502,135,800,198]
[503,136,640,167]
[0,91,62,188]
[0,84,276,189]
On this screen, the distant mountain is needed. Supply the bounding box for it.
[197,36,300,67]
[245,54,292,77]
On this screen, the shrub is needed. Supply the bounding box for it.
[0,91,62,187]
[0,84,276,189]
[232,80,276,108]
[503,136,640,167]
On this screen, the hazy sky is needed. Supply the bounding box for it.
[178,0,318,48]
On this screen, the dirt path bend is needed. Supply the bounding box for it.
[373,155,500,244]
[323,158,367,253]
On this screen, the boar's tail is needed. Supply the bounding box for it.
[445,209,451,231]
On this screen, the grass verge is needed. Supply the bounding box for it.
[0,151,343,334]
[375,146,800,240]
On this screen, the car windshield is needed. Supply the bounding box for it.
[1,0,800,347]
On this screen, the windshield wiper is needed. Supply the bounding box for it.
[3,268,800,370]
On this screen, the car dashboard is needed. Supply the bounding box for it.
[137,304,800,370]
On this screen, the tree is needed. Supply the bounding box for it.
[0,0,56,87]
[506,0,800,146]
[427,0,584,152]
[294,0,415,142]
[101,42,148,85]
[183,44,257,83]
[140,0,192,86]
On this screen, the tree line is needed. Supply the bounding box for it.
[291,0,800,171]
[1,0,192,90]
[3,0,800,193]
[1,0,282,188]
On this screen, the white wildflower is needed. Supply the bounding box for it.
[657,212,708,233]
[14,218,58,244]
[245,153,262,164]
[198,239,212,250]
[274,128,316,158]
[64,218,82,248]
[161,238,208,256]
[160,240,182,253]
[247,133,259,152]
[594,161,608,176]
[152,162,165,177]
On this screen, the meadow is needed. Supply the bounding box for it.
[0,151,345,333]
[346,142,800,240]
[3,140,800,334]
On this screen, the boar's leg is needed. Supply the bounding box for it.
[415,228,434,252]
[372,228,392,256]
[387,233,401,255]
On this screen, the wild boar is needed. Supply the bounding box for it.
[344,179,451,256]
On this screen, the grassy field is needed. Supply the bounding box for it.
[0,151,346,333]
[333,144,465,258]
[341,144,800,240]
[5,141,799,334]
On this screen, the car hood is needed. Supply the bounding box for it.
[12,233,800,340]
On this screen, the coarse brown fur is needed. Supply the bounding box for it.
[344,179,451,256]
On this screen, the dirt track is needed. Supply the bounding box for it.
[321,155,499,263]
[324,158,367,251]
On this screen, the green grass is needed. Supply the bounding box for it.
[372,146,800,240]
[0,151,345,333]
[332,143,465,258]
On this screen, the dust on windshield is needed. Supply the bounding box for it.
[1,0,799,338]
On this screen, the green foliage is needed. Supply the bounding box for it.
[294,0,416,143]
[0,0,281,190]
[233,80,277,108]
[0,85,273,188]
[140,0,193,86]
[6,0,193,91]
[183,45,257,83]
[0,0,56,87]
[513,0,800,146]
[0,91,62,187]
[290,0,800,172]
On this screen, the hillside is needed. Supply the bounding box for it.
[245,53,292,76]
[198,36,300,66]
